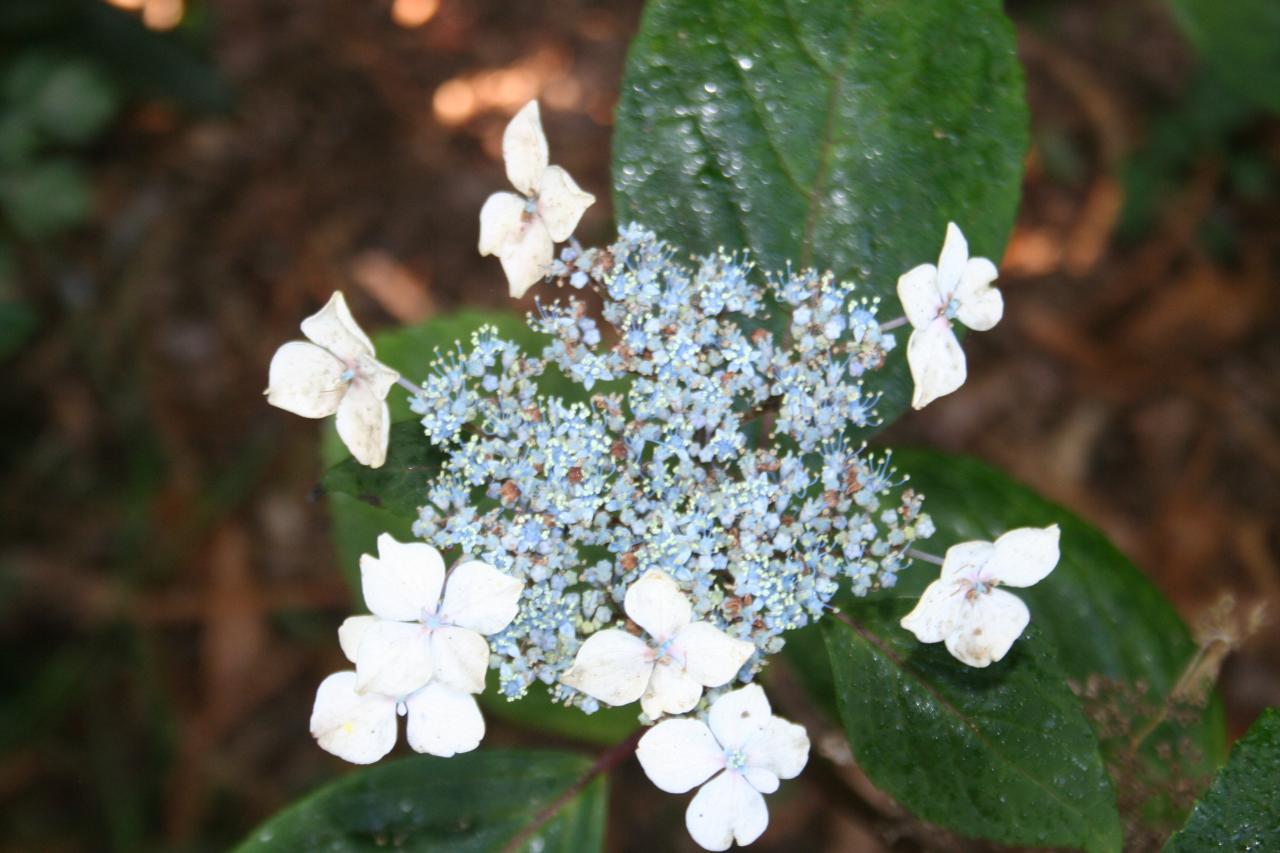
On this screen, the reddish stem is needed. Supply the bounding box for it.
[501,728,645,853]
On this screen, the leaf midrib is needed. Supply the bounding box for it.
[796,3,859,267]
[830,611,1115,848]
[699,0,861,269]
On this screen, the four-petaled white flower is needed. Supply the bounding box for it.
[478,100,595,298]
[637,684,809,851]
[897,222,1003,410]
[266,291,400,468]
[560,570,754,718]
[309,533,524,763]
[900,524,1060,667]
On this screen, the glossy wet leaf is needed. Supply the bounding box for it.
[824,612,1123,852]
[890,448,1227,768]
[613,0,1028,425]
[1167,0,1280,113]
[1166,708,1280,852]
[235,750,605,852]
[785,448,1228,847]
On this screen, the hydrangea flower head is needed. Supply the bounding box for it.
[412,227,932,705]
[560,570,755,718]
[309,533,524,763]
[637,684,810,851]
[896,222,1002,409]
[266,292,400,467]
[900,524,1060,667]
[478,101,595,298]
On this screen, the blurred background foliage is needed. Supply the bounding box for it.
[0,0,227,363]
[0,0,1277,850]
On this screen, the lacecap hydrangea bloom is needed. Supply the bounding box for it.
[410,223,933,708]
[263,100,1064,851]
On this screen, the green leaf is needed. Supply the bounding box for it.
[480,682,639,748]
[1166,0,1280,113]
[824,612,1123,852]
[0,158,92,238]
[323,420,445,520]
[1166,708,1280,852]
[787,448,1230,848]
[235,750,605,853]
[613,0,1028,426]
[889,448,1227,768]
[327,491,414,596]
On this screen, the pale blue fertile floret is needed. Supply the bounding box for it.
[409,226,932,707]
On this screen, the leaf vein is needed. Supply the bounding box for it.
[832,611,1103,834]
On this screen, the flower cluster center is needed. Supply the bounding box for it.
[407,225,934,707]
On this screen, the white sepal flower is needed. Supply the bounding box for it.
[309,533,524,763]
[478,101,595,298]
[900,524,1061,667]
[265,291,400,467]
[560,570,753,718]
[309,672,484,764]
[636,684,810,851]
[896,222,1003,409]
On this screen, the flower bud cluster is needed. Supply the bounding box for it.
[410,225,932,707]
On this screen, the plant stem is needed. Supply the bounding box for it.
[501,728,644,853]
[879,316,909,332]
[396,376,422,397]
[907,548,945,566]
